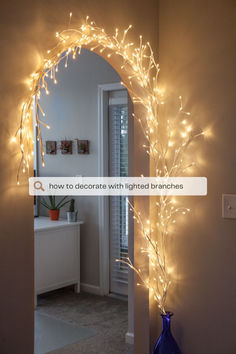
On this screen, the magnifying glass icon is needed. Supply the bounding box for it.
[34,181,45,192]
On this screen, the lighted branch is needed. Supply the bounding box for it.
[12,15,206,314]
[117,94,205,314]
[11,15,163,183]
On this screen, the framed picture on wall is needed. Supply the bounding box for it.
[46,141,57,155]
[77,140,89,154]
[60,140,73,154]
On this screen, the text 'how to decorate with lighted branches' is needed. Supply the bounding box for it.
[12,14,206,314]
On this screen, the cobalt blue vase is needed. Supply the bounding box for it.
[152,312,182,354]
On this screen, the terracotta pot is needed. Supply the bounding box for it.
[49,209,60,221]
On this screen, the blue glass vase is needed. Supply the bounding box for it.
[152,312,182,354]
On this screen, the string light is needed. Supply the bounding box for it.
[13,15,206,314]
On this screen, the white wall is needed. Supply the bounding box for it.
[159,1,236,353]
[38,48,120,287]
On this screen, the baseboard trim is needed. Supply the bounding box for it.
[80,282,102,296]
[108,293,128,302]
[125,332,134,345]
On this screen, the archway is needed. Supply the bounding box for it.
[33,46,135,352]
[11,14,204,353]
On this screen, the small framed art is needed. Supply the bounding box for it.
[46,141,57,155]
[77,140,89,154]
[60,140,73,154]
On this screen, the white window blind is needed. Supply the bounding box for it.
[109,90,129,296]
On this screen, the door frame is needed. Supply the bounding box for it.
[98,82,134,344]
[97,82,124,295]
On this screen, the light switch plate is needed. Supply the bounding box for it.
[222,194,236,218]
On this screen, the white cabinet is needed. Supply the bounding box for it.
[34,217,83,305]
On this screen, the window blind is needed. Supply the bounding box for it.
[109,97,129,296]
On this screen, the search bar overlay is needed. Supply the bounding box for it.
[29,177,207,196]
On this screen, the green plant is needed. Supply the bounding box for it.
[69,198,75,212]
[40,196,70,210]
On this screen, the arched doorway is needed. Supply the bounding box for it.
[33,47,134,353]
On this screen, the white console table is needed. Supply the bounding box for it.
[34,217,83,306]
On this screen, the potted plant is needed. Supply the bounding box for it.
[40,196,70,221]
[67,198,78,222]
